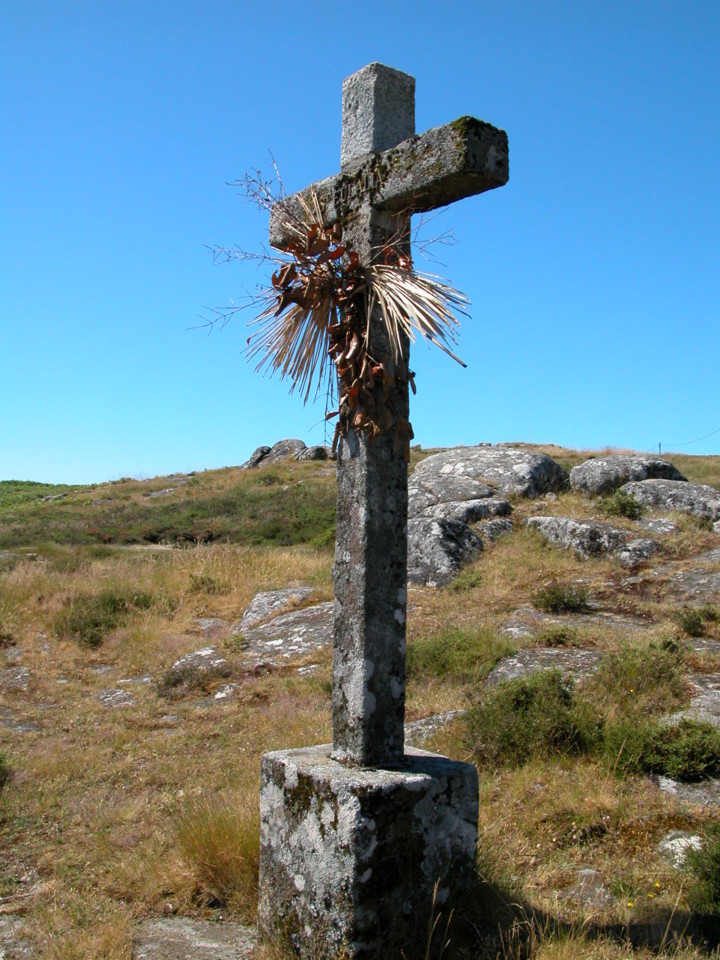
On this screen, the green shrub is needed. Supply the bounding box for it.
[533,581,589,614]
[0,753,10,791]
[407,627,512,686]
[601,489,643,520]
[604,718,720,781]
[54,588,154,647]
[676,605,708,638]
[466,670,601,767]
[687,826,720,915]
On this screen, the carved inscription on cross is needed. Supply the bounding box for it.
[270,63,508,767]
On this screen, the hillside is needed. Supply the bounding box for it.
[1,442,720,959]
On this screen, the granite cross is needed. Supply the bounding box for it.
[270,63,508,767]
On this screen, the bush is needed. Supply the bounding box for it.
[601,489,643,520]
[0,752,10,791]
[675,604,719,637]
[534,581,589,614]
[604,718,720,781]
[466,670,601,767]
[687,826,720,915]
[54,588,154,647]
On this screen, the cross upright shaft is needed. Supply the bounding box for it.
[270,63,508,767]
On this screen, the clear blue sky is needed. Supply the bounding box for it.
[2,1,719,484]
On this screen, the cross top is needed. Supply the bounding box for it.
[270,64,508,768]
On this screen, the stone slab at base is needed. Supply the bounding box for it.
[258,744,478,959]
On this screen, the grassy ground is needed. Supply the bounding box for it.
[1,446,720,958]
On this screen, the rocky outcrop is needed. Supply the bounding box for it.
[239,445,271,470]
[410,446,569,503]
[417,497,511,524]
[570,455,686,496]
[233,602,334,665]
[296,444,332,462]
[407,517,482,586]
[485,647,604,687]
[234,587,316,632]
[526,516,659,567]
[621,479,720,523]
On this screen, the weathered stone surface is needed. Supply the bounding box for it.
[258,745,478,960]
[527,516,658,568]
[161,648,231,694]
[417,496,511,524]
[500,606,649,640]
[98,688,136,708]
[527,515,624,558]
[271,118,508,248]
[657,777,720,807]
[0,707,39,733]
[404,710,462,748]
[133,917,255,959]
[296,444,331,462]
[558,868,614,908]
[665,567,720,603]
[341,62,415,166]
[407,516,482,586]
[236,602,333,665]
[0,666,30,692]
[262,438,307,464]
[621,479,720,523]
[666,674,720,729]
[239,445,271,470]
[485,647,604,687]
[618,537,660,567]
[639,517,677,536]
[658,831,702,868]
[410,446,569,502]
[409,469,498,517]
[479,517,514,543]
[687,638,720,655]
[0,915,34,958]
[570,455,686,496]
[233,587,315,633]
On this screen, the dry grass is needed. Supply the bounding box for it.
[2,451,720,958]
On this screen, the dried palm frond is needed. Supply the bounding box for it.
[241,185,471,457]
[365,265,469,367]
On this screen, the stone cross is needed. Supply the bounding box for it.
[270,63,508,767]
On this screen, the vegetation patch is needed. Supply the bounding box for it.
[604,717,720,781]
[175,792,260,917]
[466,671,602,767]
[601,489,643,520]
[533,581,589,614]
[676,604,720,638]
[0,752,10,791]
[54,588,155,647]
[407,626,512,686]
[687,825,720,916]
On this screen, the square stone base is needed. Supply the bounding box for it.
[258,745,478,959]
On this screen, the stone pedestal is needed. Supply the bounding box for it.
[258,745,478,960]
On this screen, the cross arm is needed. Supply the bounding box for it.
[269,117,508,249]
